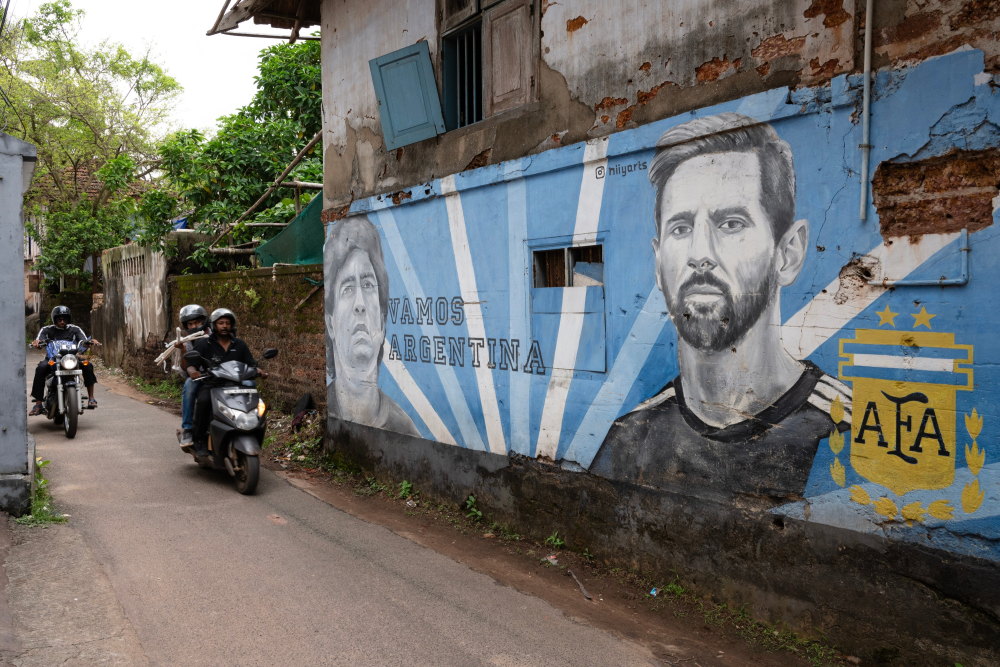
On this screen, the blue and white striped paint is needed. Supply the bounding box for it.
[326,49,1000,555]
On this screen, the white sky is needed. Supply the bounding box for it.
[9,0,299,133]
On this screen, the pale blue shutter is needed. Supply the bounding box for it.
[369,42,446,150]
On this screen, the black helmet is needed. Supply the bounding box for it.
[209,308,236,334]
[51,305,71,325]
[179,304,208,327]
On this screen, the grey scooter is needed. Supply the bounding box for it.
[181,348,278,495]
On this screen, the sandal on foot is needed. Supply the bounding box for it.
[29,404,43,416]
[87,399,98,409]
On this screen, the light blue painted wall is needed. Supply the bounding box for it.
[326,50,1000,561]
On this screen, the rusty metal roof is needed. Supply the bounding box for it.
[208,0,321,40]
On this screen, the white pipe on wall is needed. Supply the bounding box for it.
[860,0,874,221]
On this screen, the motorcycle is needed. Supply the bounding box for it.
[42,339,93,439]
[181,348,278,495]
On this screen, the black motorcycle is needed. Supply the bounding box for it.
[42,340,92,438]
[181,348,278,495]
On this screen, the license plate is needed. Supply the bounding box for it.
[223,388,257,395]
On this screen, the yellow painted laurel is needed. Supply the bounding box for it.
[965,441,985,476]
[901,502,926,523]
[962,479,985,514]
[965,408,983,441]
[849,485,871,505]
[829,429,844,455]
[830,457,846,487]
[874,497,898,519]
[830,395,845,424]
[927,499,954,520]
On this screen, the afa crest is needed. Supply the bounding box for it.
[834,308,986,521]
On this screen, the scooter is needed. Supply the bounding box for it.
[180,348,278,495]
[42,339,94,439]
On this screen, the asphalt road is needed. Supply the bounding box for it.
[26,355,653,667]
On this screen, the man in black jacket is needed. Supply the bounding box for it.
[29,306,100,415]
[188,309,266,452]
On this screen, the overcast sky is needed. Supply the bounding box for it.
[10,0,297,133]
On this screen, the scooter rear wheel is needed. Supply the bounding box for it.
[234,452,259,495]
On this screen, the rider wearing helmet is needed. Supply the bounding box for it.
[29,306,100,415]
[174,304,209,446]
[188,309,267,452]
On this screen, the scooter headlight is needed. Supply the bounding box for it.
[60,354,78,370]
[235,411,259,430]
[256,399,266,418]
[216,400,259,430]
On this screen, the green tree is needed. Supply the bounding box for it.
[157,38,322,266]
[1,1,181,278]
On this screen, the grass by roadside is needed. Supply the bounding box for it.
[16,458,68,527]
[98,360,183,403]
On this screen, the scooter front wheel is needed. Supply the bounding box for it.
[234,452,259,495]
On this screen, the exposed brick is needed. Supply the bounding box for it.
[463,148,492,171]
[566,16,588,32]
[695,56,741,82]
[391,190,412,205]
[872,150,1000,238]
[875,11,944,47]
[951,0,1000,29]
[751,34,807,60]
[803,0,851,28]
[594,96,627,110]
[168,265,327,412]
[809,57,840,78]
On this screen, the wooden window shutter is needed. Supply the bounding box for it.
[483,0,532,117]
[443,0,478,32]
[369,42,447,150]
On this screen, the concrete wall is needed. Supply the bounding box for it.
[320,48,1000,664]
[170,265,327,412]
[319,0,1000,215]
[92,244,169,377]
[0,133,37,516]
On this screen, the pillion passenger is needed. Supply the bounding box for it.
[173,304,209,447]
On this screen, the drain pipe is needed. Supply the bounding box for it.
[859,0,875,221]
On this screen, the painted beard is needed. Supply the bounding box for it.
[665,270,775,353]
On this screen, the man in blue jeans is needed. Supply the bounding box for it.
[174,304,209,446]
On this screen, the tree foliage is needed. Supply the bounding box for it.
[1,1,181,277]
[157,38,323,266]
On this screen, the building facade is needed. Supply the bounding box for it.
[217,1,1000,662]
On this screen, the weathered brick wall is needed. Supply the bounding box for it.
[169,264,326,413]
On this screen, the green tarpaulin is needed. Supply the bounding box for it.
[255,189,324,267]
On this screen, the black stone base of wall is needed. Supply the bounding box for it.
[327,415,1000,666]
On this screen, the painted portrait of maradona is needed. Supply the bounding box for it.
[590,112,853,500]
[325,216,420,438]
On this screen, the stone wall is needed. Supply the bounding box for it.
[169,264,326,412]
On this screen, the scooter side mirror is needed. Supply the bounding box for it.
[183,350,203,365]
[262,349,278,360]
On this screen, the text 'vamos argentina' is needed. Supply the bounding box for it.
[386,297,546,374]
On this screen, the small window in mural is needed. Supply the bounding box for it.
[532,244,603,288]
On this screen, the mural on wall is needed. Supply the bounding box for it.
[590,112,851,498]
[326,49,1000,560]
